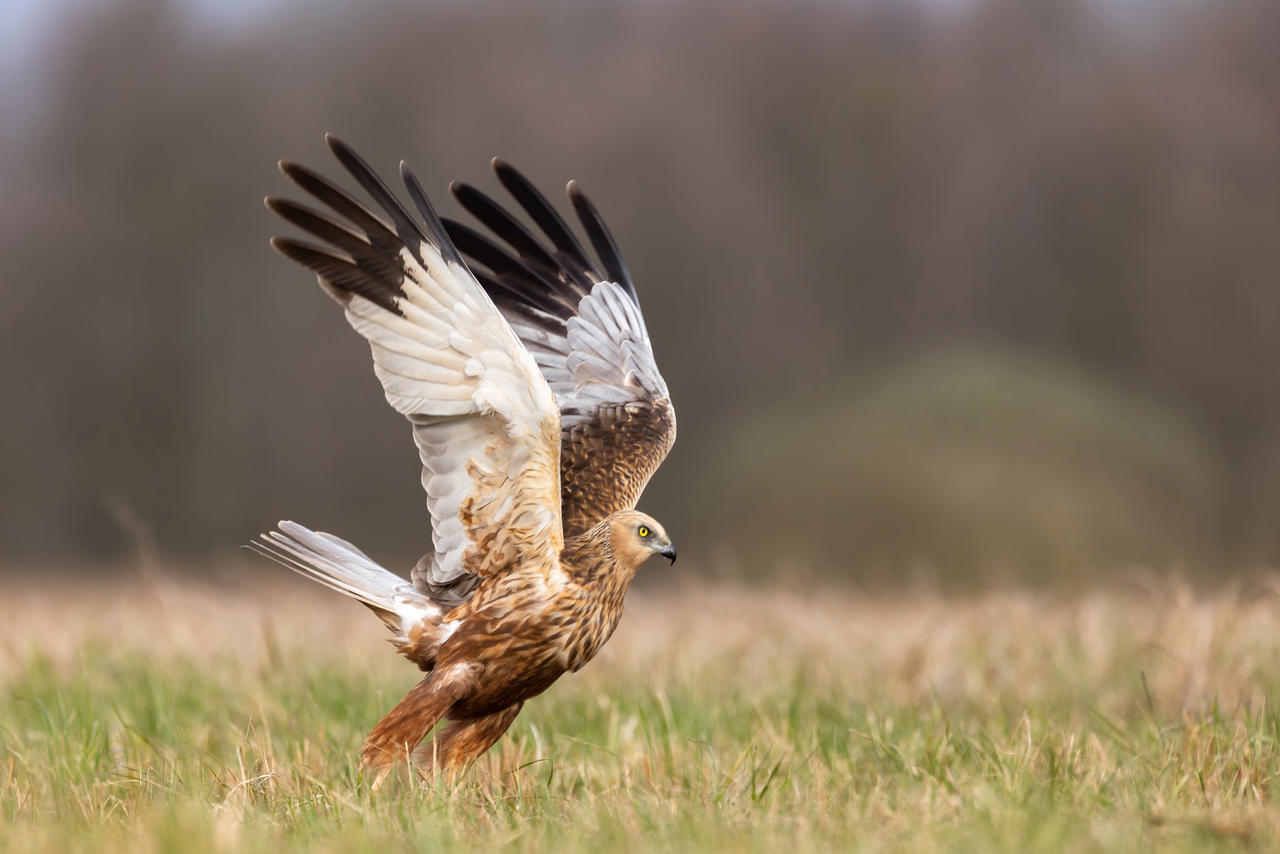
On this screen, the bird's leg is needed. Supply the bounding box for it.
[415,702,524,780]
[360,663,478,790]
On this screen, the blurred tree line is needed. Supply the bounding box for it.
[2,0,1278,581]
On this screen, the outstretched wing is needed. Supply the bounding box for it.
[267,135,563,606]
[442,161,676,538]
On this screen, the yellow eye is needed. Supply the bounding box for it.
[638,526,650,538]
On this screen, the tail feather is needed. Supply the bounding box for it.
[248,521,441,632]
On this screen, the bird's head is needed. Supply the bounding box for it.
[606,510,676,570]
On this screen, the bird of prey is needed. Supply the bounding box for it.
[251,135,677,785]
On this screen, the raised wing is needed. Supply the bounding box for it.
[267,135,563,606]
[442,161,676,538]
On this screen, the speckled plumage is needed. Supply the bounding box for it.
[251,136,677,785]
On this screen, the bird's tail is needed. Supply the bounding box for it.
[248,521,442,635]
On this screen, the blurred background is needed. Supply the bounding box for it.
[2,0,1277,587]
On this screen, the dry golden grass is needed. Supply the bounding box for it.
[3,569,1280,851]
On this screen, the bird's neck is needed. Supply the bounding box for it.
[561,526,638,604]
[557,529,635,672]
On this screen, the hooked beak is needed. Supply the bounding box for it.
[659,542,677,564]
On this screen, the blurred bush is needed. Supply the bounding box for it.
[691,350,1222,586]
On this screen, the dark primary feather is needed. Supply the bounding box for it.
[567,180,637,302]
[399,161,468,268]
[267,197,406,288]
[450,182,565,278]
[323,134,442,271]
[447,181,590,321]
[440,218,576,319]
[492,157,594,273]
[441,163,639,306]
[269,135,478,322]
[278,160,403,256]
[268,237,400,314]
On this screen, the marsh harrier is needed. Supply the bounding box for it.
[251,136,676,785]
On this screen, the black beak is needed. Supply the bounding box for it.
[660,543,677,564]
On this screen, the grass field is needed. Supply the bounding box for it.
[4,570,1280,852]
